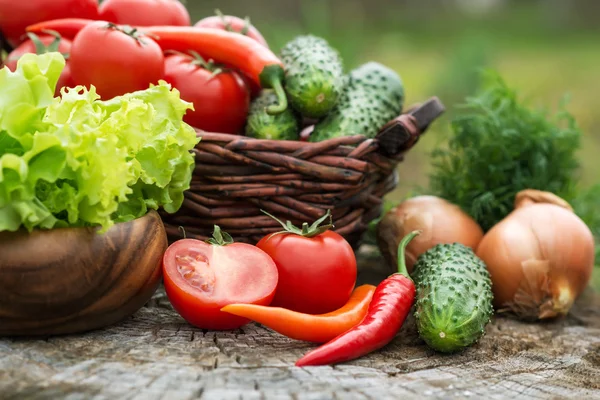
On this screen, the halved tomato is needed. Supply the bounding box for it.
[162,227,279,330]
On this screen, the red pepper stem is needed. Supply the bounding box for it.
[258,64,287,114]
[396,230,421,278]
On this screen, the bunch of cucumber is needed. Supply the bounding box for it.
[245,35,405,141]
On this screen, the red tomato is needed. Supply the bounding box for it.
[0,0,98,48]
[194,13,268,48]
[162,234,279,330]
[194,12,267,99]
[163,54,250,134]
[256,221,357,314]
[69,21,164,100]
[241,76,262,99]
[4,34,74,96]
[99,0,190,27]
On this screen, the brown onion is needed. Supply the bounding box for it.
[376,195,484,273]
[476,189,595,320]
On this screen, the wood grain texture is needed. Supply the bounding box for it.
[1,246,598,399]
[0,211,167,336]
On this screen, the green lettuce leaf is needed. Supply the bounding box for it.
[0,52,199,233]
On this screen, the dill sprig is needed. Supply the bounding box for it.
[429,71,582,232]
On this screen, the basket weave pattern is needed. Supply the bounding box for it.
[160,98,444,247]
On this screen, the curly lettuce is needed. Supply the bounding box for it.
[0,52,199,232]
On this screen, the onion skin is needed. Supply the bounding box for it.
[476,189,595,320]
[376,195,484,274]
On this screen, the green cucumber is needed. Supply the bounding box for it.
[280,35,345,118]
[245,90,300,140]
[412,243,493,353]
[350,61,405,109]
[309,62,404,142]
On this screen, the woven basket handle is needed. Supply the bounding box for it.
[375,96,445,157]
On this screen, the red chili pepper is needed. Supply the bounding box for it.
[221,285,376,343]
[295,230,421,367]
[26,18,97,41]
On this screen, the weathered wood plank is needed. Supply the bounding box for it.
[1,247,599,400]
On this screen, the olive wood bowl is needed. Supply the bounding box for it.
[0,210,167,336]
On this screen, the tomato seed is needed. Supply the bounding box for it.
[187,272,215,294]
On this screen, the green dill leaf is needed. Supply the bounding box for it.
[429,70,582,232]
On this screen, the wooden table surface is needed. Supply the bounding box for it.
[2,247,600,400]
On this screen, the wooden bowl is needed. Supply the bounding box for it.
[0,210,167,336]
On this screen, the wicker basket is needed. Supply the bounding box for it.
[160,97,445,248]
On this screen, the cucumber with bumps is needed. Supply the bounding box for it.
[245,90,300,140]
[280,35,345,118]
[309,62,404,142]
[412,243,493,353]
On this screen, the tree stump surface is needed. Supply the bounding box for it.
[2,246,600,400]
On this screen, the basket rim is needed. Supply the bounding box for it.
[192,96,446,160]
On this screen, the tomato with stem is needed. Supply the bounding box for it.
[162,226,279,331]
[256,210,357,314]
[194,9,268,48]
[194,9,268,98]
[162,51,250,134]
[69,21,164,99]
[99,0,190,27]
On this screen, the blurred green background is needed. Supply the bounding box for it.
[186,0,599,202]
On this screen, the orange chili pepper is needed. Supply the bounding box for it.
[221,284,376,343]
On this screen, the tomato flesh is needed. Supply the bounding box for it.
[163,239,278,330]
[256,231,357,314]
[175,251,215,294]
